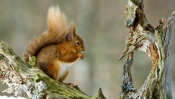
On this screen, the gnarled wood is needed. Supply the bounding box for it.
[119,0,174,98]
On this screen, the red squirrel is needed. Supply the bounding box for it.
[24,6,85,83]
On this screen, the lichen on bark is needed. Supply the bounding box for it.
[0,41,106,99]
[119,0,174,98]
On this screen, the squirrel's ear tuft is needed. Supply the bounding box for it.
[67,23,76,41]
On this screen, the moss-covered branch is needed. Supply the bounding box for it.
[119,0,174,98]
[0,41,106,99]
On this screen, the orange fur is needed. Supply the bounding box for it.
[46,63,59,80]
[24,6,85,83]
[24,6,68,61]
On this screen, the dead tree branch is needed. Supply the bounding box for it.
[0,41,105,99]
[119,0,174,98]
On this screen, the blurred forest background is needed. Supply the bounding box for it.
[0,0,175,99]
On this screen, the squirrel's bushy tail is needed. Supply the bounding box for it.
[24,6,68,62]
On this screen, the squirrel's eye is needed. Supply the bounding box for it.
[76,41,80,46]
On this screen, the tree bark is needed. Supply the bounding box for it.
[0,41,106,99]
[119,0,174,99]
[0,0,174,99]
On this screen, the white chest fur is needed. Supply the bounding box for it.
[56,61,76,79]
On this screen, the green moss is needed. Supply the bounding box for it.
[28,56,37,68]
[39,76,91,98]
[0,41,105,99]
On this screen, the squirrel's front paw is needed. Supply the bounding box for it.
[77,53,84,60]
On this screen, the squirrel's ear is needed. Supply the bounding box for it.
[67,23,76,41]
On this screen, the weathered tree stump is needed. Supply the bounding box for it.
[119,0,174,99]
